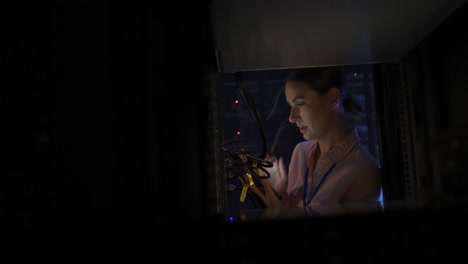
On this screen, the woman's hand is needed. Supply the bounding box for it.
[264,156,288,196]
[240,155,288,208]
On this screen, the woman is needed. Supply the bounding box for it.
[246,66,382,209]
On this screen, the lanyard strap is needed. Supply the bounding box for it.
[303,162,337,206]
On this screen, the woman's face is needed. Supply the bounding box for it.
[285,80,335,140]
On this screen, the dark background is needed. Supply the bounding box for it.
[3,0,468,263]
[2,1,220,262]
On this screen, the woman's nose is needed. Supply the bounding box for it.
[289,107,298,123]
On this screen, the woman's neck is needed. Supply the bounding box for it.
[318,123,352,153]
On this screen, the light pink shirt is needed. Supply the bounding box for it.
[286,129,381,207]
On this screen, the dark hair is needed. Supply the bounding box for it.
[286,66,345,94]
[286,66,361,113]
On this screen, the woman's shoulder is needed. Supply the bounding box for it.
[350,143,381,169]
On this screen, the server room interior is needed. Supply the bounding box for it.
[213,1,468,220]
[212,1,468,261]
[3,0,468,262]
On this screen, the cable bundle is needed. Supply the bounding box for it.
[221,72,272,204]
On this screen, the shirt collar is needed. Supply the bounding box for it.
[327,128,359,163]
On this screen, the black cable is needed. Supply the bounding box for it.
[221,71,273,202]
[235,72,268,159]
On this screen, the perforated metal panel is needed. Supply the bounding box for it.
[394,63,417,200]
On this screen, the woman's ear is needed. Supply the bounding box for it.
[327,87,341,108]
